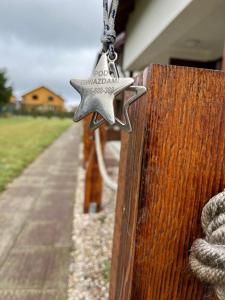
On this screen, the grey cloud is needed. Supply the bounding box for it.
[0,0,103,50]
[0,39,98,103]
[0,0,104,107]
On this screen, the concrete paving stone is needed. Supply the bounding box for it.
[39,160,62,166]
[52,177,76,185]
[30,199,73,222]
[0,289,65,300]
[47,174,77,182]
[0,248,69,289]
[43,248,70,289]
[0,196,34,213]
[48,172,77,179]
[20,170,48,178]
[47,167,63,173]
[16,221,72,247]
[9,177,46,187]
[41,290,65,300]
[46,182,76,192]
[46,172,75,178]
[55,161,78,167]
[37,189,75,203]
[0,213,25,266]
[46,174,76,182]
[48,161,77,167]
[2,186,41,200]
[22,164,68,176]
[0,125,81,299]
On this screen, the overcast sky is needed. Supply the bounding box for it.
[0,0,103,108]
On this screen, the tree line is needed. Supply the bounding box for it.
[0,70,12,111]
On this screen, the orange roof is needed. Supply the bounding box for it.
[22,86,64,102]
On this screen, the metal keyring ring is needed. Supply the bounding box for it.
[108,51,118,62]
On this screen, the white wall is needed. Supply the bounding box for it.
[123,0,225,70]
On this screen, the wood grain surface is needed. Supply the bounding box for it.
[83,114,121,213]
[83,116,94,168]
[83,116,106,213]
[222,42,225,70]
[109,64,225,300]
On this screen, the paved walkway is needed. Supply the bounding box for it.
[0,124,80,300]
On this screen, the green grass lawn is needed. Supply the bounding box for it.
[0,116,72,192]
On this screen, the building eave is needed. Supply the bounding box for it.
[115,0,135,36]
[122,0,225,71]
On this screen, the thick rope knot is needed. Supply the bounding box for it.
[190,190,225,299]
[101,28,116,46]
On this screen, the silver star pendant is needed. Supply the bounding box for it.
[70,52,146,132]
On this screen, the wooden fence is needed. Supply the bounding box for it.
[83,115,120,213]
[109,64,225,300]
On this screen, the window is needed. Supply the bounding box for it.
[48,96,54,101]
[32,94,38,100]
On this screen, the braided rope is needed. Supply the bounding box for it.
[102,0,119,57]
[190,190,225,300]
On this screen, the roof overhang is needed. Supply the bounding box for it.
[119,0,225,70]
[115,0,135,36]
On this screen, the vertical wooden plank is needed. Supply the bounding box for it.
[222,41,225,70]
[110,65,225,299]
[109,130,129,299]
[83,115,93,168]
[83,117,107,213]
[83,147,102,213]
[109,72,149,300]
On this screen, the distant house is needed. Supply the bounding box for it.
[22,86,64,112]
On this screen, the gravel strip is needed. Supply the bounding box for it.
[68,142,119,300]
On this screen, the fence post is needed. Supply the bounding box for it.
[83,116,94,169]
[83,115,106,213]
[222,41,225,70]
[109,65,225,299]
